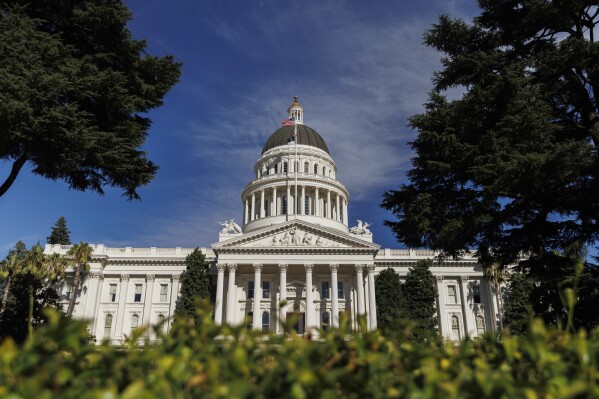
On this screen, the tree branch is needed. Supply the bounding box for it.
[0,153,28,198]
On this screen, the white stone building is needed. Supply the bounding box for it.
[45,97,500,343]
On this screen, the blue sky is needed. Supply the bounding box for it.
[0,0,479,255]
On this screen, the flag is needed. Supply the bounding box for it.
[281,116,296,126]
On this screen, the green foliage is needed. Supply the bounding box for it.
[1,304,598,398]
[402,259,439,343]
[0,1,181,199]
[374,267,403,329]
[174,249,211,325]
[47,216,71,245]
[503,272,534,335]
[66,242,93,316]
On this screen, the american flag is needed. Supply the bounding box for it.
[281,116,296,126]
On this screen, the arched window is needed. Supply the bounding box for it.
[322,311,330,331]
[104,314,113,339]
[131,314,139,332]
[247,312,253,331]
[476,315,485,335]
[304,162,309,173]
[451,316,461,340]
[314,164,318,174]
[157,314,165,326]
[262,311,270,332]
[283,195,288,214]
[283,162,288,173]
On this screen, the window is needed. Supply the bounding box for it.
[131,314,139,332]
[104,314,113,339]
[305,195,309,214]
[109,284,117,302]
[157,314,165,327]
[283,161,288,173]
[264,199,269,217]
[451,315,461,340]
[338,281,344,299]
[473,285,481,304]
[304,162,309,173]
[160,284,168,302]
[323,166,326,176]
[274,164,278,174]
[476,315,485,335]
[65,282,72,300]
[321,281,330,299]
[262,281,270,299]
[447,285,458,304]
[283,195,288,214]
[322,311,330,330]
[314,164,318,174]
[247,312,253,330]
[262,311,270,332]
[248,281,254,299]
[134,284,142,302]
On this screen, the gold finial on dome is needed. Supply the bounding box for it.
[288,96,304,124]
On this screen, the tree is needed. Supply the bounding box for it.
[382,1,599,269]
[375,267,403,329]
[401,259,438,342]
[174,248,211,325]
[503,272,534,335]
[0,1,181,199]
[47,216,71,245]
[66,243,93,316]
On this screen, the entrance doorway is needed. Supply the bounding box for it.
[287,312,305,334]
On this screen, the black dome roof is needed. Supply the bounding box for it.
[262,124,330,154]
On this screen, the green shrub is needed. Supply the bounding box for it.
[0,302,597,398]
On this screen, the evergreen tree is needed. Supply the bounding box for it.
[375,267,403,330]
[0,2,181,199]
[503,273,534,336]
[402,259,438,343]
[47,216,71,245]
[174,248,211,326]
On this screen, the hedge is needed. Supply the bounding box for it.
[0,302,597,398]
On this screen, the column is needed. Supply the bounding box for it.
[114,274,129,339]
[286,185,291,215]
[343,198,348,226]
[244,198,249,224]
[260,190,265,218]
[84,272,103,332]
[251,192,256,221]
[142,274,155,328]
[327,190,331,218]
[366,265,377,330]
[215,264,226,325]
[272,187,277,215]
[252,264,263,330]
[355,265,366,318]
[226,264,237,325]
[330,264,339,328]
[436,276,447,337]
[168,274,180,320]
[336,193,340,222]
[460,275,472,337]
[301,185,306,215]
[315,188,320,216]
[279,264,288,332]
[305,264,314,331]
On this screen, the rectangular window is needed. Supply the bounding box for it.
[473,285,481,304]
[160,284,168,302]
[248,281,254,299]
[337,281,344,299]
[65,283,72,300]
[283,162,288,173]
[109,284,117,302]
[448,285,458,304]
[262,281,270,299]
[274,164,278,174]
[322,281,330,299]
[134,284,142,302]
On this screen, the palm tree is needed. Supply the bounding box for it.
[484,263,508,331]
[0,253,24,318]
[66,243,93,316]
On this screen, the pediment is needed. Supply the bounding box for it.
[212,220,379,252]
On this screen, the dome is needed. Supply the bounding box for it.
[262,124,330,154]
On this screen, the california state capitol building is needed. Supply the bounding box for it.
[45,97,500,343]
